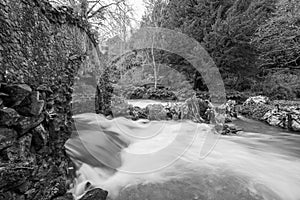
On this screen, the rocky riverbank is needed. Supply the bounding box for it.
[240,96,300,132]
[0,83,108,200]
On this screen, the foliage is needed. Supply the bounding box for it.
[252,0,300,70]
[137,0,279,91]
[254,70,300,100]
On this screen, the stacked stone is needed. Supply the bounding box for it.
[0,83,69,200]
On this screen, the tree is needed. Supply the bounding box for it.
[146,0,276,90]
[252,0,300,70]
[140,0,168,89]
[203,0,276,90]
[49,0,134,43]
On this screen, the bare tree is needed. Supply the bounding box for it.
[142,0,167,89]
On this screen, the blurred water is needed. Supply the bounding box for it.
[65,113,300,200]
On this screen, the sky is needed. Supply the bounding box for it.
[128,0,146,25]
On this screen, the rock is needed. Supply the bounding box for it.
[15,91,45,116]
[53,193,74,200]
[146,104,168,120]
[111,96,130,118]
[1,84,32,107]
[243,96,269,106]
[6,134,34,163]
[0,164,34,190]
[0,192,25,200]
[292,116,300,131]
[39,177,68,200]
[79,188,108,200]
[37,85,53,94]
[181,97,208,122]
[221,124,242,135]
[129,106,148,120]
[0,98,3,108]
[0,128,17,150]
[14,114,45,135]
[31,124,49,151]
[0,108,20,127]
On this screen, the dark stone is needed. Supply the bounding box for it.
[36,177,68,200]
[31,124,48,151]
[37,84,53,94]
[0,108,20,127]
[15,91,45,116]
[53,193,74,200]
[79,188,108,200]
[0,192,25,200]
[0,128,17,150]
[0,164,34,190]
[14,114,45,135]
[6,134,34,163]
[1,84,32,107]
[221,124,242,135]
[15,181,32,194]
[0,98,3,108]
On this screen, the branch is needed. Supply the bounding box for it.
[87,0,125,19]
[86,0,102,16]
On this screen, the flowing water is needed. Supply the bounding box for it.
[65,113,300,200]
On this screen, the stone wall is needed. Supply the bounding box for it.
[0,0,106,199]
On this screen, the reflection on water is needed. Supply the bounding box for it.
[65,113,300,200]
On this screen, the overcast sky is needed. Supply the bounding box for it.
[128,0,145,23]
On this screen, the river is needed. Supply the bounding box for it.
[65,103,300,200]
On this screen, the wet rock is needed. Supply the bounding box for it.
[1,84,32,107]
[15,114,45,135]
[37,177,68,200]
[53,193,74,200]
[0,108,20,127]
[0,164,34,190]
[129,106,148,120]
[31,124,49,151]
[146,104,168,120]
[243,96,269,106]
[79,188,108,200]
[221,124,242,135]
[15,91,45,116]
[181,97,208,122]
[0,128,17,150]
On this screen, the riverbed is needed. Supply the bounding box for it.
[65,100,300,200]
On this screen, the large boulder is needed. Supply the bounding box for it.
[14,114,45,135]
[31,124,49,151]
[240,96,272,120]
[146,104,168,120]
[0,163,34,190]
[1,84,32,107]
[79,188,108,200]
[181,97,208,123]
[15,91,45,116]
